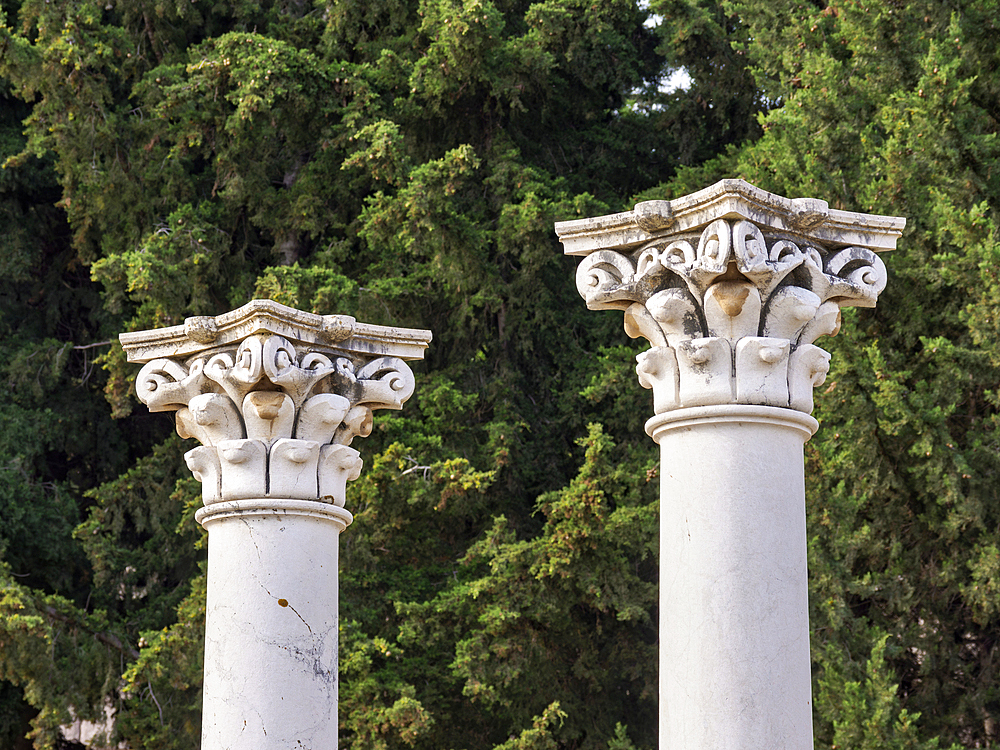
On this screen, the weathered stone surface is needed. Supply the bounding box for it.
[121,300,431,750]
[198,499,350,750]
[556,178,902,416]
[122,299,432,506]
[557,180,901,750]
[650,407,816,749]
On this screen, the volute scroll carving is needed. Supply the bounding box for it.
[122,300,432,507]
[556,180,903,416]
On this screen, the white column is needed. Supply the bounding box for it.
[198,500,351,747]
[652,406,815,747]
[120,300,432,750]
[556,180,903,750]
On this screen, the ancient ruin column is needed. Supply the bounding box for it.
[556,180,904,749]
[120,300,432,750]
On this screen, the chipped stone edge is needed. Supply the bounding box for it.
[555,178,906,256]
[120,299,432,363]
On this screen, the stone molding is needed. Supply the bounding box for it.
[119,298,431,361]
[555,180,905,415]
[556,178,904,256]
[120,300,432,508]
[645,404,819,444]
[195,498,354,531]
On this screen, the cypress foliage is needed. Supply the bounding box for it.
[692,0,1000,746]
[0,0,704,746]
[1,0,998,748]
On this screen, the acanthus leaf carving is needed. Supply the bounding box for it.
[319,445,364,506]
[636,347,680,414]
[269,439,321,499]
[704,281,761,340]
[297,394,352,444]
[185,446,222,504]
[219,439,268,501]
[263,336,336,408]
[131,326,420,507]
[676,338,734,407]
[737,226,807,300]
[689,218,731,292]
[644,288,701,348]
[788,345,832,413]
[735,337,790,407]
[822,247,887,307]
[763,287,822,343]
[635,240,696,283]
[733,220,768,275]
[205,351,248,407]
[624,303,668,348]
[176,393,244,446]
[232,337,265,390]
[567,210,893,415]
[797,301,842,347]
[334,406,374,447]
[243,391,295,444]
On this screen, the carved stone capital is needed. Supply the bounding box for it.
[121,300,431,507]
[556,180,903,415]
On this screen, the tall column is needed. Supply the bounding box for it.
[120,300,432,750]
[556,180,904,749]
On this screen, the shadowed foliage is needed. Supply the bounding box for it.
[0,0,998,748]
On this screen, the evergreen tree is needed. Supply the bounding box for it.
[3,0,998,747]
[666,0,999,746]
[0,0,744,746]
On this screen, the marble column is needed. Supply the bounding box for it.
[556,180,904,749]
[120,300,432,750]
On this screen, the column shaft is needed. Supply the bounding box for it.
[649,406,816,749]
[197,499,352,750]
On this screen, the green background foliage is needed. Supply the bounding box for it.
[0,0,998,747]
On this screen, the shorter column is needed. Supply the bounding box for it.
[198,500,351,747]
[120,300,432,750]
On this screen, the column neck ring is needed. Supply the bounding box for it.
[645,404,819,444]
[195,498,354,531]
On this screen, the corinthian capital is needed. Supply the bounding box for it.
[120,300,432,506]
[556,180,904,415]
